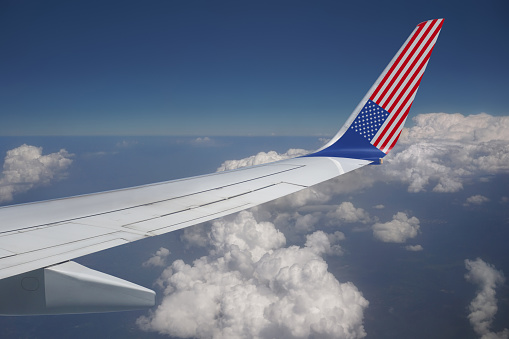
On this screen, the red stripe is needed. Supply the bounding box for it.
[373,22,443,148]
[374,72,423,148]
[380,106,411,150]
[386,47,434,113]
[387,41,439,119]
[373,20,436,107]
[385,21,443,112]
[373,104,401,147]
[378,74,423,149]
[379,76,422,149]
[369,24,425,101]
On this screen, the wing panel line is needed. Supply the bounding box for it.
[0,164,306,235]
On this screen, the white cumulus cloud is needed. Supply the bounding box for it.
[143,247,171,268]
[383,113,509,193]
[464,195,490,206]
[191,137,217,146]
[405,245,423,252]
[372,212,420,243]
[400,113,509,143]
[138,211,368,339]
[264,201,370,238]
[305,230,345,256]
[181,224,209,248]
[216,149,309,172]
[326,202,371,225]
[464,258,508,339]
[0,144,73,203]
[194,137,211,143]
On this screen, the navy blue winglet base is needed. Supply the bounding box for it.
[306,100,389,162]
[307,128,386,161]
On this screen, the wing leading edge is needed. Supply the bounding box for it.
[0,19,443,315]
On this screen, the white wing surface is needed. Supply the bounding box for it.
[0,157,368,281]
[0,19,443,315]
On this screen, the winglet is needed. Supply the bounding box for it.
[309,19,444,161]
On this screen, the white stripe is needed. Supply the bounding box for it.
[378,20,441,108]
[371,21,431,104]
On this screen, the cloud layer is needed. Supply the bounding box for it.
[0,144,73,203]
[383,113,509,193]
[465,258,508,339]
[138,211,368,339]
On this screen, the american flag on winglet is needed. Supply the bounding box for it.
[364,18,444,153]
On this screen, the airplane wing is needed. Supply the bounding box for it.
[0,19,444,315]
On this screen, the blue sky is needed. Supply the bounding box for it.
[0,0,508,136]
